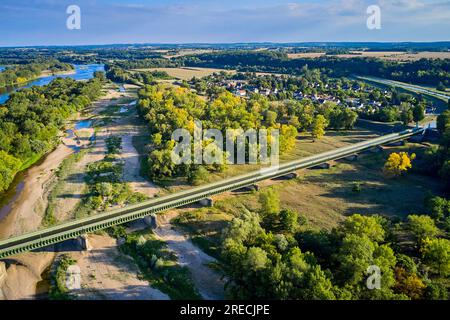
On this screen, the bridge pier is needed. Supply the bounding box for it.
[386,140,405,147]
[247,184,260,192]
[143,214,158,229]
[285,172,298,179]
[343,154,358,161]
[199,198,214,207]
[408,135,424,143]
[0,261,6,287]
[368,146,384,153]
[77,235,92,251]
[311,162,331,170]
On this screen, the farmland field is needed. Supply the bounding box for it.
[288,51,450,61]
[132,67,236,80]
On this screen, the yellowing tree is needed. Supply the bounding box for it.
[383,152,416,177]
[311,114,328,141]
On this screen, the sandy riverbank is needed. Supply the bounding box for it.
[70,234,169,300]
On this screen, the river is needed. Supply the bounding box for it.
[0,64,105,104]
[0,63,104,238]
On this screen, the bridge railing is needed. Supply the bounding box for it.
[0,128,423,258]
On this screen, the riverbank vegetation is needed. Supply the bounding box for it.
[0,59,74,88]
[113,227,201,300]
[48,254,77,300]
[74,134,147,218]
[0,77,103,193]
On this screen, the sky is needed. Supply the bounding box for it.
[1,0,449,46]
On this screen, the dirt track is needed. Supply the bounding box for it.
[154,212,225,300]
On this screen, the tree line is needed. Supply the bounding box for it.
[177,51,450,86]
[0,59,74,88]
[221,189,450,300]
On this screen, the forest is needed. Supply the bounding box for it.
[0,76,103,193]
[136,81,358,183]
[178,51,450,86]
[0,59,74,88]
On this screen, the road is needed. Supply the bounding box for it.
[356,76,450,103]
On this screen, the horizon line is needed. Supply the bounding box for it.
[2,41,450,49]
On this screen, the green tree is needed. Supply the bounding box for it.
[407,215,439,245]
[437,110,450,134]
[337,214,385,242]
[412,103,425,126]
[422,238,450,276]
[259,189,280,216]
[436,82,446,92]
[426,196,450,220]
[265,110,278,127]
[279,209,299,233]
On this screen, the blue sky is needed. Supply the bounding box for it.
[1,0,449,46]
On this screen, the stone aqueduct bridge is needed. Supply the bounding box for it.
[0,128,424,259]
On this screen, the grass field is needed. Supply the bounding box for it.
[173,141,441,259]
[132,67,236,81]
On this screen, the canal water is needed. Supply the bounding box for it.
[0,64,105,104]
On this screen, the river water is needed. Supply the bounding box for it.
[0,63,104,227]
[0,64,105,104]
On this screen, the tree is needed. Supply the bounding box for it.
[93,71,106,82]
[383,152,416,177]
[412,103,425,126]
[394,267,426,300]
[0,150,22,192]
[439,160,450,191]
[96,182,113,197]
[426,196,450,221]
[437,110,450,134]
[337,214,385,242]
[279,209,299,233]
[259,189,280,216]
[265,110,278,127]
[334,234,376,286]
[436,82,446,92]
[187,165,208,185]
[311,114,328,141]
[407,215,439,244]
[400,107,413,126]
[288,115,300,128]
[422,238,450,276]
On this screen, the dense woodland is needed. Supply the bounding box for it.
[0,59,74,88]
[177,51,450,86]
[0,76,103,192]
[136,83,358,183]
[105,65,172,84]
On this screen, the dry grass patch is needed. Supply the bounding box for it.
[132,67,236,81]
